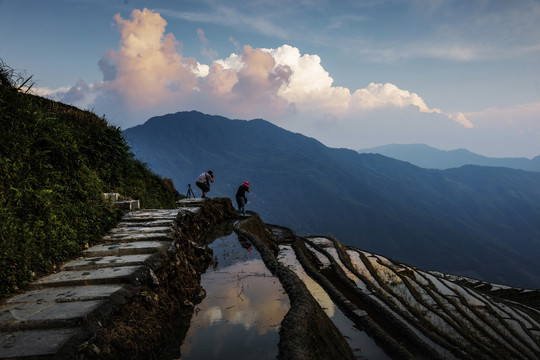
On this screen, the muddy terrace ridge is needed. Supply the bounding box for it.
[1,197,539,359]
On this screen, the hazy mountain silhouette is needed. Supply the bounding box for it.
[124,111,540,288]
[359,143,540,171]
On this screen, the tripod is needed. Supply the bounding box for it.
[186,184,196,199]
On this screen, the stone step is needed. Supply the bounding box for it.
[102,231,175,243]
[109,226,174,234]
[29,266,150,289]
[0,300,106,332]
[83,241,171,257]
[4,285,130,305]
[117,219,176,228]
[177,198,205,207]
[120,215,179,222]
[0,201,205,359]
[178,206,201,214]
[0,328,82,359]
[62,254,157,271]
[121,209,181,222]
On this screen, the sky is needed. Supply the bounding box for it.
[1,0,539,158]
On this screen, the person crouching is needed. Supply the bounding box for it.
[195,170,214,198]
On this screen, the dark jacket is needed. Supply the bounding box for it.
[235,184,249,200]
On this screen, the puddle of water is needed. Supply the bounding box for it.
[162,230,290,360]
[277,245,391,360]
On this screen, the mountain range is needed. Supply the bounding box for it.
[359,144,540,171]
[123,111,540,289]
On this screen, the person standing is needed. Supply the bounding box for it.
[195,170,214,198]
[235,181,250,216]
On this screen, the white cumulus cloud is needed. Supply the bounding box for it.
[45,8,473,132]
[448,112,474,129]
[352,82,442,114]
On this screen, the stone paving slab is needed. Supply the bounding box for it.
[63,254,154,271]
[0,328,82,358]
[102,231,175,242]
[5,285,127,304]
[0,300,105,331]
[109,226,173,234]
[178,207,201,214]
[177,199,205,207]
[121,209,181,221]
[83,241,171,257]
[30,266,149,288]
[117,219,176,227]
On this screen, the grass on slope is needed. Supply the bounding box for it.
[0,61,178,295]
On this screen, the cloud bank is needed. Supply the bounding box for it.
[36,8,539,157]
[44,9,463,122]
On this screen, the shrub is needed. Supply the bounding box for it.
[0,60,178,295]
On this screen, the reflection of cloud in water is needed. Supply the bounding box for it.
[201,259,289,335]
[203,306,223,326]
[181,242,289,360]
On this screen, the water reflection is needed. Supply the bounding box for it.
[174,231,290,360]
[278,245,391,360]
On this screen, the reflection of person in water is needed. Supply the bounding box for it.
[235,181,250,216]
[238,236,253,252]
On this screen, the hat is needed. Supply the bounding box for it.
[208,170,213,175]
[243,181,250,187]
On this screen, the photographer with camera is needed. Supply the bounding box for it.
[195,170,214,198]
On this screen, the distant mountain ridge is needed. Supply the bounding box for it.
[124,111,540,288]
[359,143,540,171]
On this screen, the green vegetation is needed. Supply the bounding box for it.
[0,61,178,295]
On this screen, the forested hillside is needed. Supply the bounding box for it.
[124,111,540,289]
[0,62,178,295]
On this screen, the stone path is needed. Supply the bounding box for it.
[0,199,204,359]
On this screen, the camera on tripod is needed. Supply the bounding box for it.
[186,184,195,199]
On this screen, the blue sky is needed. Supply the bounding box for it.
[1,0,539,158]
